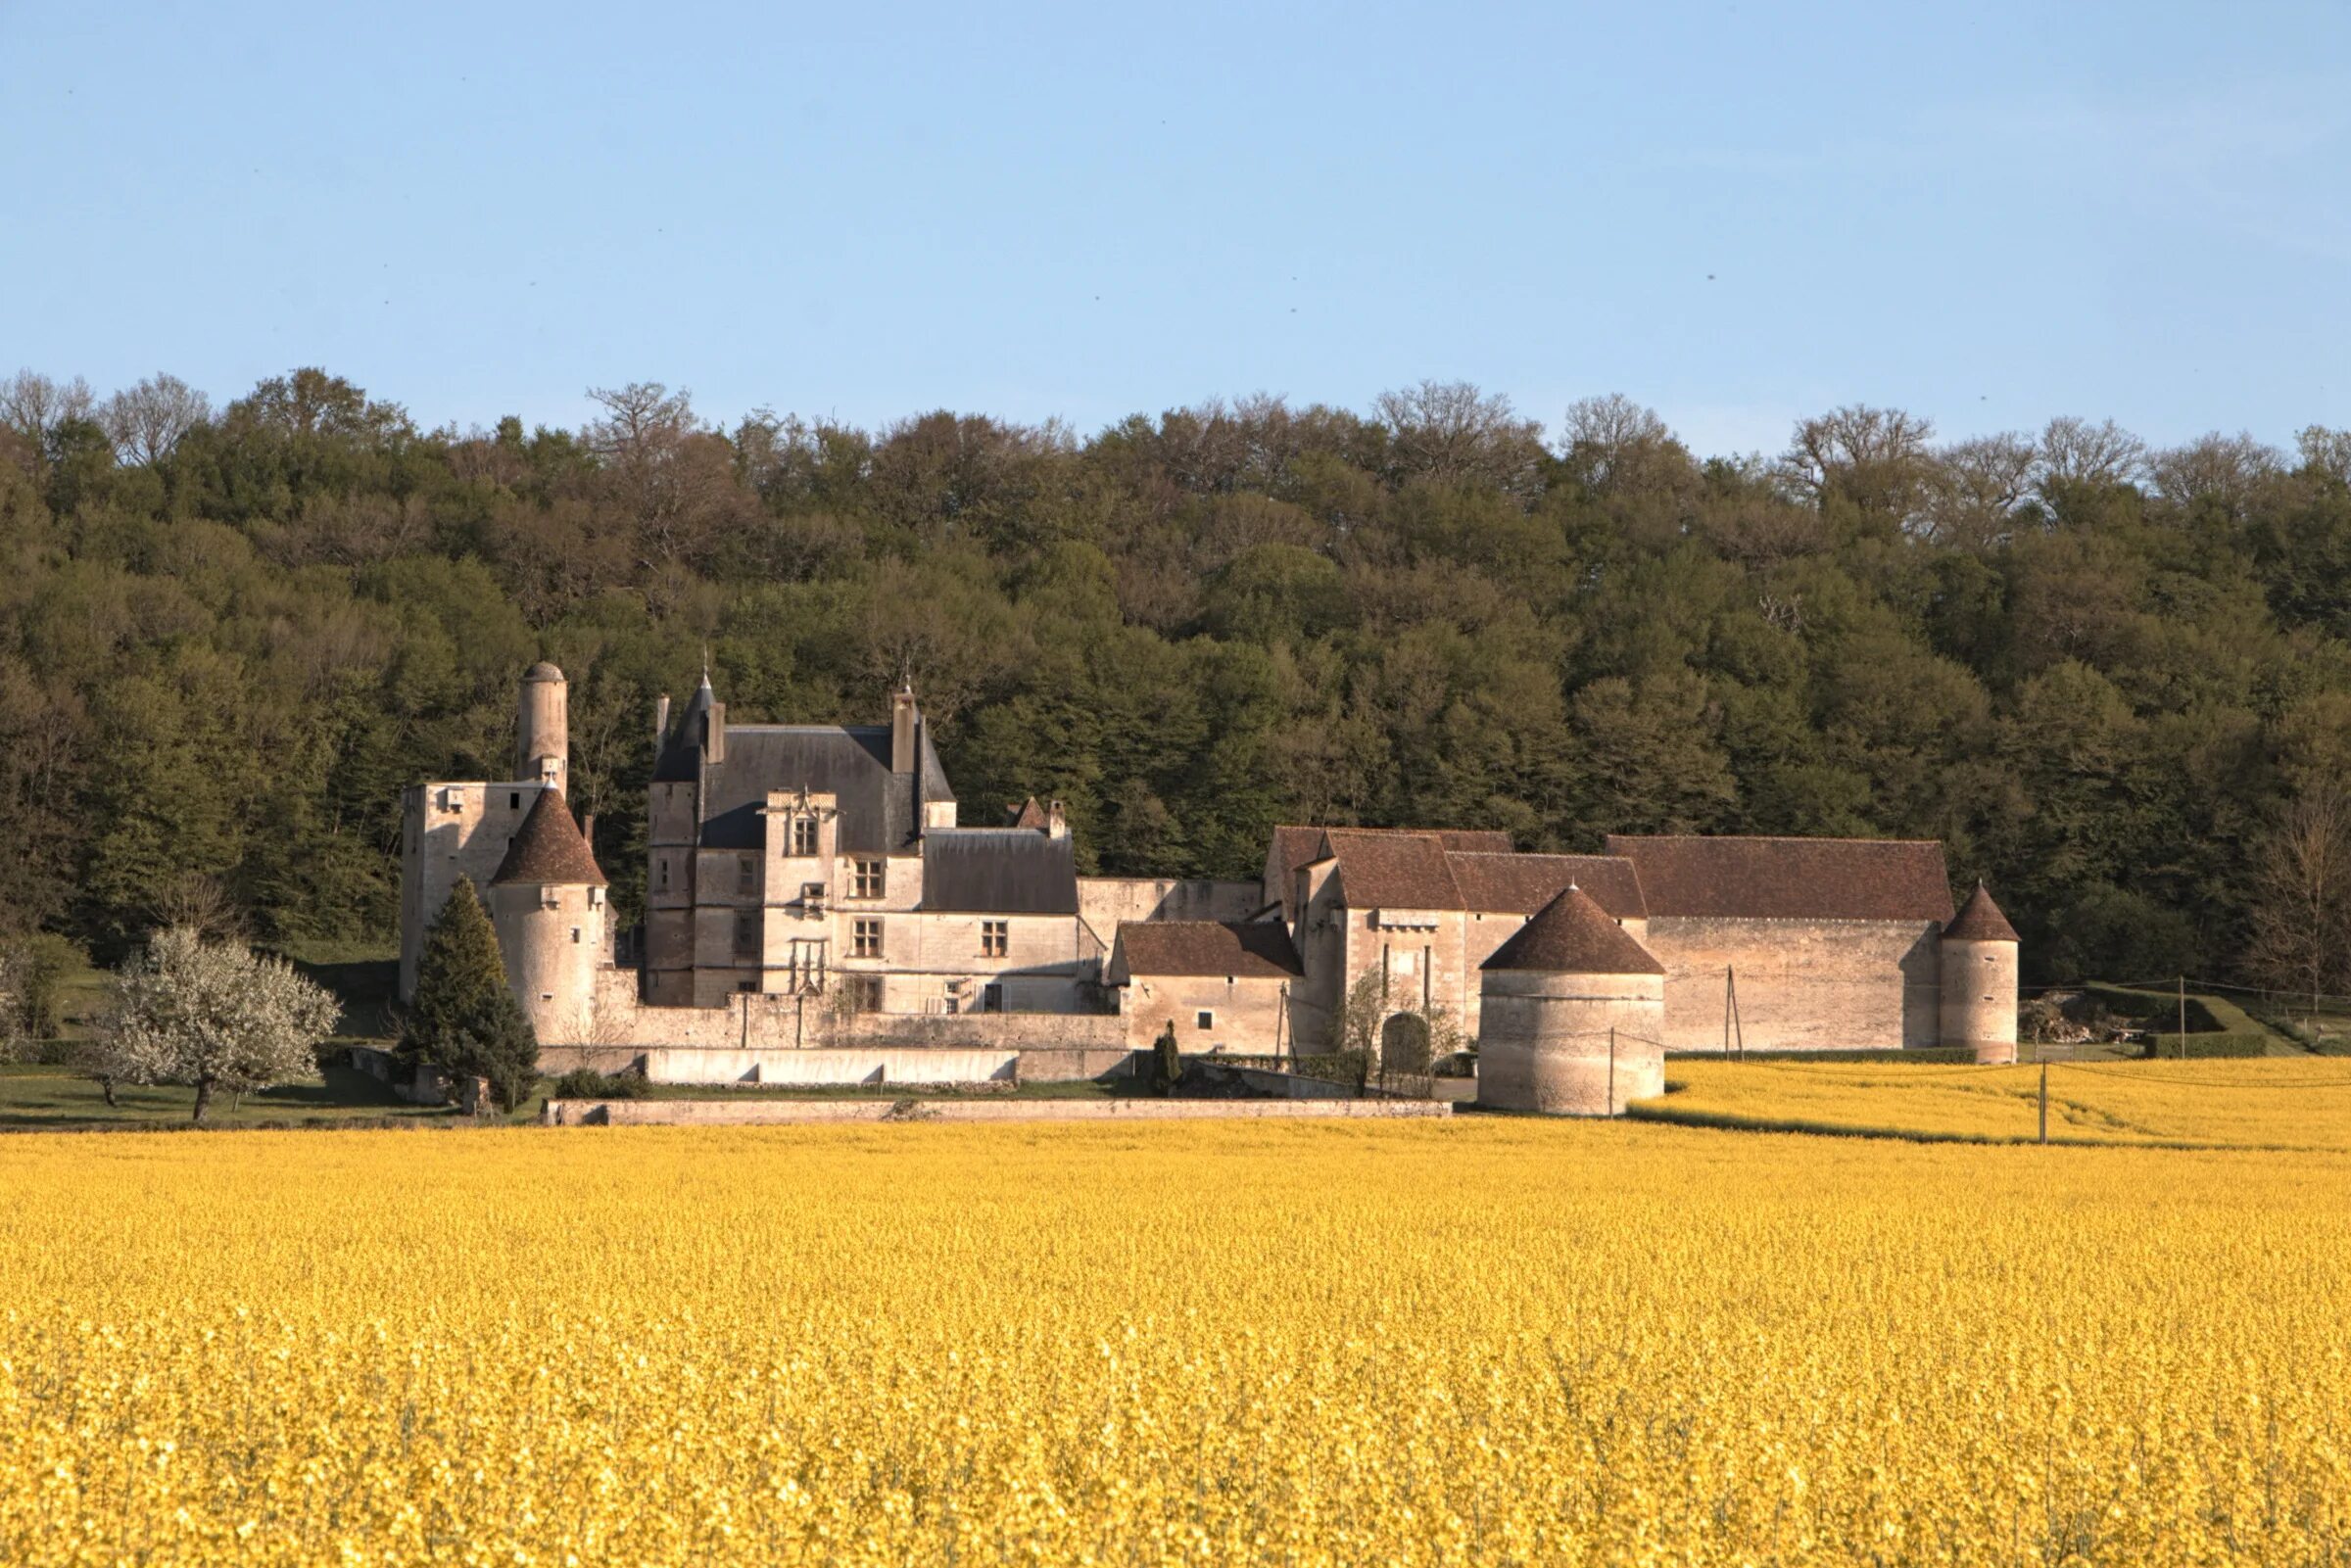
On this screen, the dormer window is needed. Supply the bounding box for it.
[792,816,819,856]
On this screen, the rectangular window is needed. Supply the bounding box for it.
[853,918,883,959]
[983,983,1003,1014]
[841,974,882,1013]
[1196,1010,1215,1030]
[851,859,886,899]
[657,858,670,890]
[792,816,819,856]
[981,919,1008,958]
[509,791,521,811]
[570,927,581,944]
[738,854,756,894]
[734,908,759,959]
[799,881,825,907]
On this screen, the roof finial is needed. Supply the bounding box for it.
[698,643,712,691]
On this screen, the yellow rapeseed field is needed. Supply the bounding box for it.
[1641,1057,2351,1150]
[1,1120,2346,1565]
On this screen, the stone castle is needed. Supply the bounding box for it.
[399,665,2020,1108]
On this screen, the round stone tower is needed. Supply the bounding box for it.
[488,786,606,1046]
[1475,885,1666,1116]
[517,661,568,792]
[1939,881,2020,1064]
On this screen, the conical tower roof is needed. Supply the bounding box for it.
[492,787,607,887]
[1944,881,2018,942]
[652,673,713,782]
[1482,884,1662,975]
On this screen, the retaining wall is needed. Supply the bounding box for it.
[543,1096,1451,1125]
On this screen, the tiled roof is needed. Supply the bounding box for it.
[1269,824,1511,886]
[1322,830,1463,909]
[1446,852,1647,919]
[920,830,1078,915]
[1108,921,1304,982]
[1944,882,2019,942]
[491,788,606,887]
[1482,885,1662,974]
[1007,796,1050,831]
[1602,835,1954,923]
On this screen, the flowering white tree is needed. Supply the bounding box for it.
[102,927,340,1123]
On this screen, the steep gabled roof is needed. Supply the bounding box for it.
[697,724,953,853]
[1108,921,1303,983]
[1270,824,1510,886]
[1008,796,1050,831]
[1602,834,1954,923]
[1446,852,1647,920]
[1944,882,2019,942]
[920,829,1078,915]
[1482,885,1662,974]
[1322,829,1463,909]
[491,787,606,887]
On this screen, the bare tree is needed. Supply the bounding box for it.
[1780,404,1937,528]
[1372,380,1546,498]
[2245,784,2351,1017]
[1924,432,2038,549]
[2148,431,2281,522]
[1559,394,1694,497]
[0,369,96,443]
[99,373,212,465]
[2037,415,2146,492]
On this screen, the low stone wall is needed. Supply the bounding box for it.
[646,1048,1017,1085]
[543,1096,1451,1126]
[575,968,1126,1054]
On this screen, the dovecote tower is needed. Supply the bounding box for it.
[488,787,607,1045]
[1940,882,2021,1064]
[1475,884,1665,1116]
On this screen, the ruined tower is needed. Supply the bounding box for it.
[1939,881,2020,1064]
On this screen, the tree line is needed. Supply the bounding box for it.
[8,365,2351,993]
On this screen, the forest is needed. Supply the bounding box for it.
[7,366,2351,990]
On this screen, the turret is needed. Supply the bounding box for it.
[1475,884,1665,1116]
[1940,881,2021,1064]
[517,662,568,791]
[489,787,607,1045]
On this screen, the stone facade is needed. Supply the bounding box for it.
[399,670,2023,1087]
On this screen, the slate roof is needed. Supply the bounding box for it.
[1944,882,2019,942]
[655,680,957,855]
[1482,885,1663,974]
[1446,852,1648,920]
[1007,796,1050,831]
[491,787,606,887]
[523,660,563,682]
[1108,921,1303,982]
[920,830,1079,915]
[1602,835,1955,923]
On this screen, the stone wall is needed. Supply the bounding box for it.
[1642,917,1943,1051]
[1117,974,1294,1054]
[543,1096,1452,1125]
[1078,878,1263,937]
[398,781,549,1000]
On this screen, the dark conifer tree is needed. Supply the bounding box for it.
[401,879,540,1113]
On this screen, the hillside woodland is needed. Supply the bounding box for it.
[8,367,2351,989]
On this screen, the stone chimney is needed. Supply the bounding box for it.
[1046,799,1068,839]
[890,687,918,774]
[701,698,726,765]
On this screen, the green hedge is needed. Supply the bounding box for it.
[550,1068,649,1100]
[1293,1051,1368,1089]
[2081,984,2280,1059]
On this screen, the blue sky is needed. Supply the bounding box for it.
[3,1,2347,456]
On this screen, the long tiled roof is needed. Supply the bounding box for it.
[1321,829,1463,909]
[491,787,606,887]
[1602,834,1954,923]
[1109,921,1303,981]
[1482,885,1663,974]
[1446,852,1647,919]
